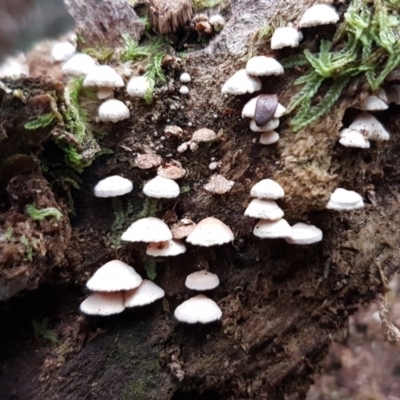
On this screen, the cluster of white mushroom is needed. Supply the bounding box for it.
[246,179,323,245]
[174,270,222,324]
[80,260,164,316]
[177,127,218,153]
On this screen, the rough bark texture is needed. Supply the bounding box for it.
[0,0,399,399]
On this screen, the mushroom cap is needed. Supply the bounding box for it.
[285,222,323,245]
[134,153,163,169]
[253,218,292,239]
[94,175,133,197]
[83,65,124,88]
[360,95,388,111]
[124,280,165,307]
[204,174,234,194]
[242,96,285,119]
[80,292,125,316]
[339,129,370,149]
[86,260,143,292]
[185,270,220,291]
[349,113,390,141]
[270,26,303,49]
[143,176,180,198]
[146,239,186,257]
[51,42,76,62]
[244,199,284,220]
[191,128,217,143]
[127,76,151,97]
[157,161,186,180]
[180,72,191,83]
[259,131,280,145]
[246,56,284,76]
[326,188,364,211]
[299,4,340,28]
[221,69,262,95]
[174,294,222,324]
[121,217,173,242]
[62,53,97,77]
[171,219,196,239]
[250,179,285,199]
[98,99,130,123]
[250,118,279,132]
[186,217,234,246]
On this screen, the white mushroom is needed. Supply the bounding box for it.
[143,176,180,199]
[204,174,234,194]
[83,65,124,99]
[191,128,217,143]
[349,113,390,141]
[180,85,190,95]
[94,175,133,197]
[259,131,280,145]
[250,118,280,132]
[246,56,284,76]
[338,129,370,149]
[51,42,76,62]
[299,4,340,28]
[221,69,262,95]
[124,280,165,307]
[86,260,143,292]
[253,219,292,239]
[121,217,173,243]
[146,239,186,257]
[62,53,97,77]
[186,217,234,247]
[244,199,284,220]
[127,76,151,98]
[185,270,220,291]
[326,188,364,211]
[360,95,388,111]
[180,72,191,83]
[98,99,130,123]
[285,222,323,245]
[80,292,125,316]
[270,26,303,49]
[174,294,222,324]
[250,179,285,199]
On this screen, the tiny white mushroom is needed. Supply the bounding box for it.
[84,65,124,99]
[186,217,234,247]
[349,113,390,141]
[253,219,292,239]
[185,270,220,291]
[94,175,133,197]
[209,14,226,30]
[62,53,97,77]
[204,174,234,194]
[180,72,191,83]
[121,217,173,243]
[143,176,180,199]
[244,199,284,220]
[259,131,280,145]
[285,222,323,245]
[250,118,280,132]
[127,76,151,98]
[326,188,364,211]
[146,239,186,257]
[299,4,340,28]
[51,42,76,62]
[177,142,188,153]
[246,56,284,76]
[86,260,143,292]
[174,294,222,324]
[80,292,125,316]
[124,280,165,307]
[338,129,370,149]
[250,179,285,199]
[98,99,130,123]
[221,69,262,95]
[180,85,190,94]
[270,26,303,50]
[360,95,388,111]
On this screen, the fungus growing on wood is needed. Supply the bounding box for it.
[146,239,186,257]
[157,160,186,180]
[259,131,280,145]
[253,219,292,239]
[83,65,124,99]
[339,129,370,149]
[246,56,284,77]
[326,188,364,211]
[244,199,284,220]
[250,179,285,199]
[121,217,173,243]
[349,113,390,141]
[124,280,165,307]
[360,95,388,111]
[285,222,323,245]
[143,176,180,199]
[127,76,151,98]
[204,174,234,194]
[62,53,97,77]
[134,153,163,169]
[299,4,340,28]
[270,26,303,49]
[221,69,262,95]
[51,42,76,62]
[98,99,130,123]
[94,175,133,197]
[86,260,143,292]
[185,270,220,291]
[186,217,234,247]
[80,292,125,316]
[174,294,222,324]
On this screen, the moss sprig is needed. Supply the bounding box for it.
[285,0,400,131]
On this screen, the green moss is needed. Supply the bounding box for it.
[283,0,400,131]
[32,318,60,344]
[24,113,55,130]
[82,47,114,63]
[194,0,223,11]
[26,204,63,221]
